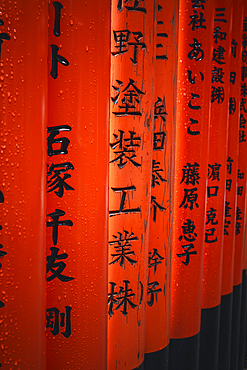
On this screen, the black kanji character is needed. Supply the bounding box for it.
[236,221,241,235]
[112,30,130,56]
[117,0,146,13]
[154,97,167,122]
[115,280,138,316]
[243,17,247,32]
[147,281,162,306]
[230,71,236,85]
[242,66,247,82]
[109,230,138,267]
[214,7,227,23]
[211,86,224,103]
[177,243,197,266]
[191,0,206,9]
[152,160,166,188]
[179,188,199,210]
[213,26,226,44]
[242,50,247,63]
[225,201,231,218]
[207,186,219,198]
[148,248,164,274]
[47,162,74,198]
[128,31,146,65]
[226,179,232,191]
[109,186,141,216]
[156,28,168,60]
[238,169,244,179]
[227,157,233,174]
[241,83,247,97]
[0,244,7,269]
[108,282,118,317]
[0,190,3,203]
[240,114,246,129]
[52,2,63,37]
[46,247,74,282]
[237,186,243,196]
[188,93,201,110]
[231,39,238,58]
[243,34,247,50]
[0,19,10,57]
[240,98,247,113]
[46,306,72,338]
[239,130,246,142]
[213,45,226,65]
[47,209,73,246]
[110,130,141,169]
[151,196,166,222]
[212,67,224,83]
[224,219,230,235]
[188,38,204,61]
[153,131,166,151]
[181,162,200,186]
[179,219,197,242]
[206,208,218,225]
[50,44,69,79]
[47,125,71,157]
[188,10,206,31]
[112,78,145,116]
[229,97,236,115]
[205,228,217,243]
[236,206,242,220]
[208,163,221,181]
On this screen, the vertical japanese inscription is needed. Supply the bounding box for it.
[47,2,73,338]
[237,17,247,241]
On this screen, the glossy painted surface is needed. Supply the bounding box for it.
[108,1,155,368]
[145,0,178,355]
[241,11,247,274]
[171,0,214,339]
[221,0,242,297]
[46,1,110,368]
[0,0,47,368]
[202,0,233,310]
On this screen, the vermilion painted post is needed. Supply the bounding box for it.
[144,0,178,369]
[0,0,47,368]
[218,2,242,370]
[169,1,214,369]
[108,1,155,369]
[230,10,247,370]
[199,2,233,370]
[46,1,110,369]
[239,15,247,364]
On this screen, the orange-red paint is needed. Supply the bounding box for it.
[170,0,214,339]
[46,1,110,369]
[108,1,155,368]
[241,11,247,274]
[221,0,242,297]
[0,0,47,368]
[145,0,178,355]
[201,0,233,310]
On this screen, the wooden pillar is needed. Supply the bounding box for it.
[218,1,243,369]
[230,9,247,370]
[0,0,47,367]
[169,1,214,369]
[199,2,233,370]
[108,1,155,369]
[144,0,178,368]
[46,1,110,368]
